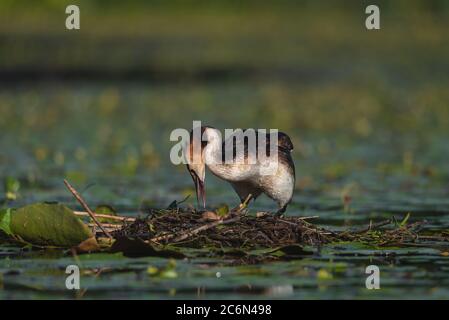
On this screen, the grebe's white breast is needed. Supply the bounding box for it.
[204,127,286,183]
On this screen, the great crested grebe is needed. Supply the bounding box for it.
[186,126,295,215]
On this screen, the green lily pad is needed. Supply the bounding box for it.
[0,203,97,250]
[0,208,12,235]
[147,259,178,278]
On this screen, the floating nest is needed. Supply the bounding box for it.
[107,207,449,251]
[64,180,449,261]
[113,209,330,248]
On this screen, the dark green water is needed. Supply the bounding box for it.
[0,81,448,299]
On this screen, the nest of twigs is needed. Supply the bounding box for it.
[113,209,330,248]
[65,180,449,256]
[107,207,448,250]
[63,180,449,262]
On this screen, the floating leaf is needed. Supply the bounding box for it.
[147,259,178,279]
[147,266,159,275]
[2,203,98,250]
[317,269,333,280]
[0,208,13,236]
[159,270,178,279]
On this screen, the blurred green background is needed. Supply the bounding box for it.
[1,0,449,300]
[0,0,448,209]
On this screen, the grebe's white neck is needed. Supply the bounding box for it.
[203,127,223,166]
[202,127,261,182]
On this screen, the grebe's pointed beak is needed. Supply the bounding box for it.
[194,174,206,209]
[189,168,206,209]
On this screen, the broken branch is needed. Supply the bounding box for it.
[64,179,113,239]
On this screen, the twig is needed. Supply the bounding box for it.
[352,219,392,234]
[74,211,135,222]
[241,194,253,208]
[150,215,242,243]
[298,215,319,220]
[87,223,123,229]
[279,215,319,223]
[277,218,299,227]
[231,194,253,213]
[64,179,113,239]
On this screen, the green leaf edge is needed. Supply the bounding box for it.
[0,208,12,235]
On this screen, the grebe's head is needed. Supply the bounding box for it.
[185,126,215,209]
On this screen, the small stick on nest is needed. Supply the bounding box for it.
[74,211,135,222]
[151,214,242,244]
[235,194,253,212]
[64,179,113,239]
